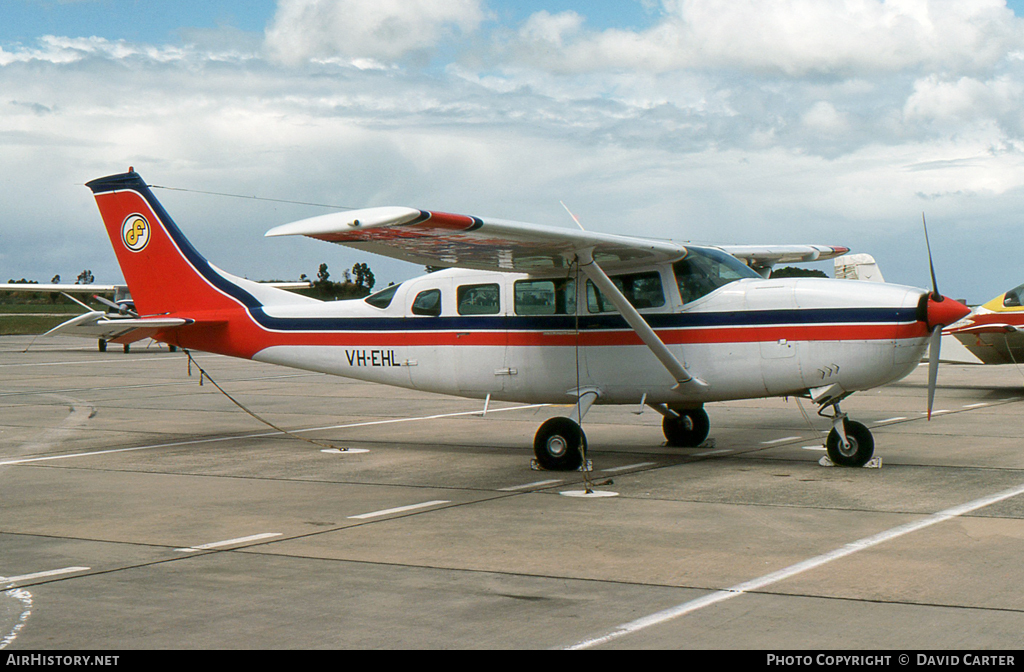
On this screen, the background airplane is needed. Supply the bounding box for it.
[0,281,309,352]
[833,253,1024,368]
[82,169,969,469]
[944,282,1024,365]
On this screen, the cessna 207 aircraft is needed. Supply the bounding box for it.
[84,170,971,469]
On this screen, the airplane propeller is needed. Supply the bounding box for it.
[92,294,139,317]
[921,214,971,419]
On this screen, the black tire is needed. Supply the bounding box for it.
[533,417,586,471]
[826,419,874,467]
[168,345,178,353]
[663,408,710,447]
[123,343,131,353]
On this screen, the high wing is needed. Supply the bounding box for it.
[720,245,851,278]
[0,283,121,294]
[266,207,687,273]
[267,207,849,278]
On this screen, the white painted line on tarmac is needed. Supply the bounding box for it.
[0,372,321,399]
[760,436,801,445]
[601,462,656,473]
[0,353,219,369]
[801,445,826,451]
[175,533,282,552]
[874,417,907,425]
[0,404,552,467]
[0,567,90,584]
[964,403,989,409]
[348,500,450,520]
[693,448,731,457]
[566,481,1024,650]
[499,479,564,491]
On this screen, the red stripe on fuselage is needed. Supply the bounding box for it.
[157,315,929,356]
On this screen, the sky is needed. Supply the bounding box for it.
[3,0,1024,303]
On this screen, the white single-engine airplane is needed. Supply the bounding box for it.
[83,170,970,469]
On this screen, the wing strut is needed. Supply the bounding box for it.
[576,249,706,389]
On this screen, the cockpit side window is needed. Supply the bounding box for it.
[674,247,760,304]
[411,288,442,316]
[1004,283,1024,308]
[586,271,665,313]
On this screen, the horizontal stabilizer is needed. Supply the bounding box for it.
[95,317,192,329]
[43,311,107,336]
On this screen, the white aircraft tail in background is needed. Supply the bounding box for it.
[834,253,885,283]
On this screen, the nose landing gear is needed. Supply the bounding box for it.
[822,402,875,467]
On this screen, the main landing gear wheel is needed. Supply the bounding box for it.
[826,419,874,467]
[663,408,710,447]
[534,417,586,471]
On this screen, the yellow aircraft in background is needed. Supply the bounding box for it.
[945,282,1024,365]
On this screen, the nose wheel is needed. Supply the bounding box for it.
[825,415,875,467]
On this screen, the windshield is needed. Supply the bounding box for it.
[674,247,759,304]
[364,283,401,309]
[1004,282,1024,308]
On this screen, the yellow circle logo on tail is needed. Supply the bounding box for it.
[121,214,150,252]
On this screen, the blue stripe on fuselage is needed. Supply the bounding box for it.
[249,307,919,333]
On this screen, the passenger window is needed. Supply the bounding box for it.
[514,279,576,315]
[586,271,665,313]
[457,283,500,315]
[411,289,442,316]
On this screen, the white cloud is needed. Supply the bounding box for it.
[904,73,1021,122]
[264,0,486,65]
[507,0,1023,77]
[3,3,1024,302]
[802,101,849,134]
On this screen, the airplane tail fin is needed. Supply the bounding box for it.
[834,253,885,283]
[86,170,265,318]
